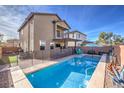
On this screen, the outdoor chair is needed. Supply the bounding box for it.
[8,55,18,67]
[75,48,83,54]
[87,50,96,54]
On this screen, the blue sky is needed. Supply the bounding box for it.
[0,5,124,41]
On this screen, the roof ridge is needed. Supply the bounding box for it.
[18,12,71,32]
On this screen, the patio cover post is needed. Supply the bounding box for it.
[32,51,34,66]
[74,40,76,53]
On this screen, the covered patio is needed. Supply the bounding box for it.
[53,38,82,48]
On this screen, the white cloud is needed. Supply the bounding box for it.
[0,6,25,40]
[0,5,50,41]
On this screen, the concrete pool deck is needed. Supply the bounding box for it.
[10,66,32,88]
[87,54,107,88]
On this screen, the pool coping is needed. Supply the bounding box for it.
[10,66,33,88]
[87,54,107,88]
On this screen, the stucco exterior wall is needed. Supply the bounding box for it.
[19,17,34,52]
[19,22,29,52]
[29,18,34,51]
[33,15,62,59]
[119,45,124,66]
[113,45,124,66]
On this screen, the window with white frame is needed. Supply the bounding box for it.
[39,40,46,50]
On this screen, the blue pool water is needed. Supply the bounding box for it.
[26,55,101,88]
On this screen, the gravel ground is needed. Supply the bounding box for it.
[104,56,117,88]
[104,65,114,88]
[0,65,14,88]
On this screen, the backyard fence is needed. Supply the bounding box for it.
[50,47,74,59]
[0,47,20,65]
[2,47,21,56]
[1,45,112,66]
[2,45,124,69]
[113,45,124,66]
[81,46,111,55]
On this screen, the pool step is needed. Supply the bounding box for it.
[60,72,86,88]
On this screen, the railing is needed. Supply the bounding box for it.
[54,34,68,39]
[50,48,74,59]
[11,47,74,69]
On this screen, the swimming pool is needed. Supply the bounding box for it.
[26,55,101,88]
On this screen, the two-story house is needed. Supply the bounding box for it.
[67,31,87,46]
[18,12,76,59]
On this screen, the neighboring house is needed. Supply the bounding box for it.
[66,31,87,47]
[18,12,78,59]
[0,39,20,47]
[6,39,20,47]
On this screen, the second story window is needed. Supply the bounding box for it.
[57,30,61,37]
